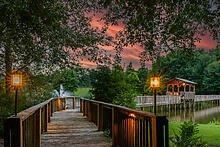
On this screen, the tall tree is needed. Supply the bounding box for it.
[99,0,219,65]
[137,67,148,94]
[203,60,220,94]
[0,0,109,95]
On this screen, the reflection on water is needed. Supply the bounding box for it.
[144,102,220,124]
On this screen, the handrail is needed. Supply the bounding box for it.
[81,98,155,117]
[4,97,68,147]
[80,98,169,147]
[4,96,169,147]
[17,98,53,121]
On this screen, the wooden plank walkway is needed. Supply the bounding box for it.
[41,109,111,147]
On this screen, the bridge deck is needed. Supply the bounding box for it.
[41,109,111,147]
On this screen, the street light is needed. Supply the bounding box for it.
[150,76,160,115]
[10,70,25,116]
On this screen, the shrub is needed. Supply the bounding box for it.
[170,121,207,147]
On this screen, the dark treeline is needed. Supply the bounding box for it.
[0,48,219,137]
[152,48,220,95]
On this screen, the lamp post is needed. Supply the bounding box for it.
[10,71,25,116]
[150,76,160,115]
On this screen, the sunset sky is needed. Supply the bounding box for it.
[81,14,218,69]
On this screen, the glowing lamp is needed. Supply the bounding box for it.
[9,70,26,90]
[11,74,23,88]
[7,70,26,116]
[150,77,160,88]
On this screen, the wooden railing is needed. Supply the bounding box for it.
[4,97,169,147]
[137,95,220,106]
[136,95,181,106]
[195,95,220,102]
[4,97,70,147]
[80,98,169,147]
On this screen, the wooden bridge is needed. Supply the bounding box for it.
[4,97,168,147]
[136,95,220,107]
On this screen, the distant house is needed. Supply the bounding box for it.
[166,77,197,100]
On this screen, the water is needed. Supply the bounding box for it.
[143,102,220,124]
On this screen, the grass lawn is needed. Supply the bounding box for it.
[74,87,91,98]
[169,121,220,146]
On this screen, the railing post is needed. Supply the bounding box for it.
[80,99,83,112]
[48,102,51,122]
[88,101,92,121]
[83,100,86,116]
[44,104,48,132]
[36,108,41,147]
[41,107,44,133]
[97,103,103,131]
[51,99,54,114]
[73,97,75,109]
[151,116,157,147]
[151,116,169,147]
[4,117,22,147]
[112,107,119,146]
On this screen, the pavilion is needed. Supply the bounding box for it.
[166,77,197,100]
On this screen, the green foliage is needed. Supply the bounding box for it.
[202,60,220,94]
[75,68,92,87]
[209,118,220,125]
[137,67,148,94]
[112,67,139,108]
[51,69,79,93]
[74,87,91,98]
[152,48,220,94]
[90,66,113,103]
[99,0,219,66]
[0,0,109,97]
[91,65,139,108]
[170,121,207,147]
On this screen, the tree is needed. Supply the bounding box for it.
[98,0,219,65]
[51,69,79,93]
[171,121,207,147]
[152,48,220,94]
[91,66,113,103]
[0,0,109,95]
[126,62,134,72]
[203,60,220,94]
[113,69,139,108]
[152,49,198,80]
[91,65,139,108]
[137,67,148,94]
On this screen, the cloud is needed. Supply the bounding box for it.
[194,35,218,50]
[81,13,218,69]
[80,59,97,68]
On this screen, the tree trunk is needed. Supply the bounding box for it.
[5,47,12,97]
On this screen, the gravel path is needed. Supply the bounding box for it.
[41,109,111,147]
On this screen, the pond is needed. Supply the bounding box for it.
[143,101,220,124]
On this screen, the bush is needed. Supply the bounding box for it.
[170,121,207,147]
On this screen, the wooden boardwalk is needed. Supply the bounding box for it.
[41,109,111,147]
[136,95,220,107]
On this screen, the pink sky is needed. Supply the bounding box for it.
[80,14,218,69]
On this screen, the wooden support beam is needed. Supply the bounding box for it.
[72,97,75,109]
[4,117,22,147]
[112,107,119,146]
[44,104,48,132]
